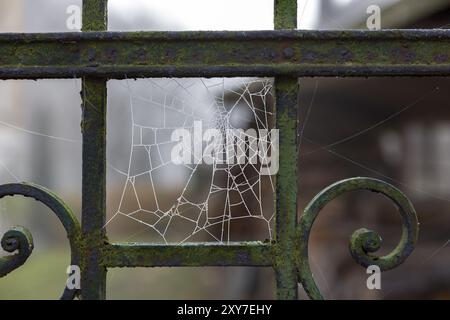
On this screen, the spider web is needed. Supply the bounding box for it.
[106,78,275,244]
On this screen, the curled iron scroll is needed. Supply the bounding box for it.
[0,183,82,300]
[297,177,419,300]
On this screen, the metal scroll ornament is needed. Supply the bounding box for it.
[0,183,81,300]
[0,178,419,300]
[297,177,419,300]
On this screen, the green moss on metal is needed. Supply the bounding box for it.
[82,0,107,32]
[101,242,274,268]
[274,0,297,29]
[80,0,108,301]
[0,183,83,299]
[80,77,108,300]
[0,0,428,301]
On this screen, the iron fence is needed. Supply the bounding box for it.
[2,0,443,299]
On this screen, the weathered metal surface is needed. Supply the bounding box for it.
[0,183,82,300]
[82,0,108,32]
[102,242,273,267]
[0,226,33,277]
[297,177,419,300]
[274,0,299,300]
[80,0,108,300]
[0,30,449,79]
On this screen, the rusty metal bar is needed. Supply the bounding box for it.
[274,0,299,300]
[0,30,449,79]
[80,0,108,300]
[102,242,273,268]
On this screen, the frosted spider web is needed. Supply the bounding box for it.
[106,78,275,244]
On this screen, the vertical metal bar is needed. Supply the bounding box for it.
[274,0,299,300]
[81,0,108,300]
[274,0,298,30]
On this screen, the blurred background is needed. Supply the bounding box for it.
[0,0,449,299]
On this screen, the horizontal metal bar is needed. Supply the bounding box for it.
[0,30,449,78]
[102,242,274,268]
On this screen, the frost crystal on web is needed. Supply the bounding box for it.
[107,78,275,244]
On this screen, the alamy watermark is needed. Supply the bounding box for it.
[66,265,81,290]
[366,265,381,290]
[170,121,279,175]
[366,4,381,30]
